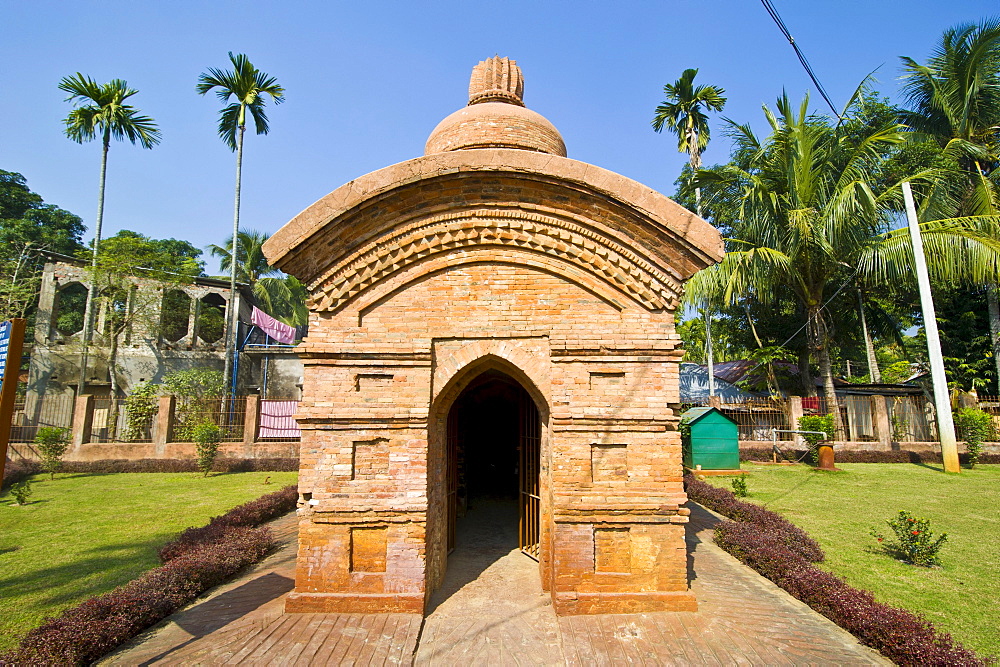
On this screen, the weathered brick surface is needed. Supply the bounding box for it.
[265,59,721,615]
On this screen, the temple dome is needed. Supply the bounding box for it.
[425,57,567,157]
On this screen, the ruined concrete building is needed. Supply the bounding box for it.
[27,256,301,401]
[264,58,722,615]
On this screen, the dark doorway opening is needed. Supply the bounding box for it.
[446,370,540,558]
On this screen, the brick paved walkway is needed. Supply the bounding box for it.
[103,503,888,665]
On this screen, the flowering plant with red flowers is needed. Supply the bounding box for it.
[871,510,948,566]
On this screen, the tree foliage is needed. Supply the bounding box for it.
[0,170,85,321]
[209,229,307,327]
[682,81,1000,414]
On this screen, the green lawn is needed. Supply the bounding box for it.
[703,463,1000,659]
[0,471,298,653]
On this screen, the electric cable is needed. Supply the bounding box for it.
[759,0,841,119]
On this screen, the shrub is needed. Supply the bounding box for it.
[192,422,222,477]
[738,448,1000,465]
[798,414,834,464]
[686,474,981,665]
[158,484,298,562]
[1,484,297,665]
[4,526,273,665]
[954,407,992,468]
[731,473,748,498]
[2,458,41,490]
[34,426,70,480]
[686,475,823,562]
[161,369,226,441]
[10,479,32,505]
[123,382,159,441]
[871,510,948,567]
[38,457,297,475]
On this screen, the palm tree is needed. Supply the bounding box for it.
[209,229,280,286]
[59,74,160,395]
[209,230,307,328]
[652,68,727,215]
[197,52,285,388]
[900,18,1000,388]
[688,91,1000,437]
[652,68,727,396]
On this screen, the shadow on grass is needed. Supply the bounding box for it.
[0,535,177,610]
[2,499,51,507]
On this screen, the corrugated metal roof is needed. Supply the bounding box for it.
[680,406,735,424]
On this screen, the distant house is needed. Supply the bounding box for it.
[679,362,758,402]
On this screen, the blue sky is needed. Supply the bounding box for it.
[3,1,995,275]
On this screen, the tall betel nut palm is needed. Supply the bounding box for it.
[197,52,284,390]
[652,67,727,214]
[59,74,160,395]
[652,68,726,393]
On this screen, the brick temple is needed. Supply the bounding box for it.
[263,57,722,615]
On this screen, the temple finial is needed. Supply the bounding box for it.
[468,56,524,107]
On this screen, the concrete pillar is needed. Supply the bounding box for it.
[871,395,893,450]
[153,395,175,456]
[707,395,722,409]
[35,264,58,344]
[71,394,94,449]
[243,394,261,454]
[188,297,201,348]
[786,396,804,431]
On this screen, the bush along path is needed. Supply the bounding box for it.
[1,485,298,665]
[685,475,984,666]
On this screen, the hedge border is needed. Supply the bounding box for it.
[1,485,298,665]
[2,458,299,491]
[685,475,985,666]
[740,448,1000,465]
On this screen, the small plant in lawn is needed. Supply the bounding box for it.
[798,414,834,465]
[34,426,70,480]
[10,480,32,505]
[731,473,749,497]
[954,407,992,468]
[871,510,948,567]
[192,421,222,477]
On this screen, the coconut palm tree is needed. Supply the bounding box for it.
[208,229,280,287]
[900,18,1000,388]
[688,90,1000,437]
[209,230,307,328]
[197,52,284,387]
[652,68,727,394]
[59,74,160,395]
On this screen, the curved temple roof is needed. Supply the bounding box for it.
[263,59,722,313]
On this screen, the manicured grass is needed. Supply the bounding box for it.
[0,471,298,653]
[704,463,1000,658]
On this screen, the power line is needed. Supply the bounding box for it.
[759,0,841,119]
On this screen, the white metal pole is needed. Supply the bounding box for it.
[704,307,716,397]
[902,182,960,473]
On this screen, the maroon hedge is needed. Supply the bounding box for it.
[686,475,984,666]
[2,485,298,665]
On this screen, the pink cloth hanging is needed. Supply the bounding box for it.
[250,306,296,344]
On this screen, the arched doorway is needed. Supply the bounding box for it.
[445,369,541,558]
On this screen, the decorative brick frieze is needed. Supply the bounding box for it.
[310,209,682,313]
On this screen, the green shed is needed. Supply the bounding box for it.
[681,407,740,470]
